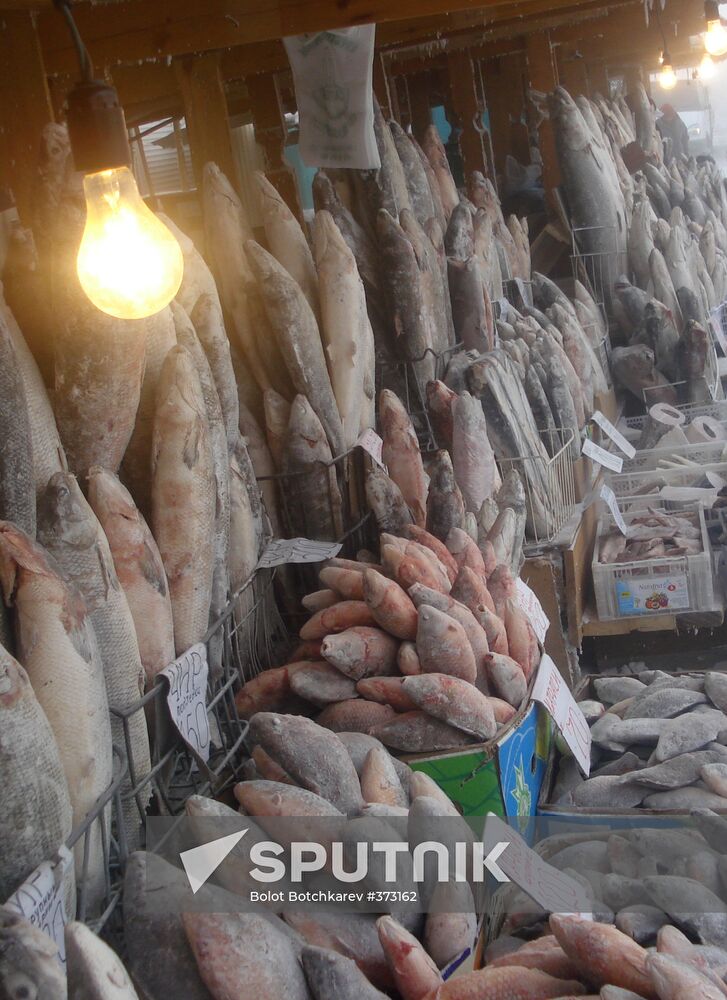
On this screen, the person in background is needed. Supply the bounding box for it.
[657,104,690,159]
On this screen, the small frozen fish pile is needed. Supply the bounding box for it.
[551,669,727,810]
[485,821,727,1000]
[598,510,704,565]
[235,514,538,752]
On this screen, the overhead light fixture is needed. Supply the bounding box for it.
[704,0,727,56]
[54,0,183,319]
[659,50,678,89]
[699,51,717,77]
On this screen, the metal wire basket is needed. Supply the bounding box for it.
[502,278,534,311]
[497,428,577,546]
[109,568,287,850]
[570,224,625,325]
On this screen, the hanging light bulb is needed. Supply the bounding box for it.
[699,51,717,78]
[705,0,727,55]
[659,50,678,89]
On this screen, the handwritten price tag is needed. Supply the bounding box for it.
[532,655,591,776]
[582,438,623,473]
[483,814,592,916]
[591,410,636,459]
[599,483,629,536]
[357,429,385,467]
[5,848,73,967]
[161,643,210,763]
[257,538,343,568]
[515,578,549,643]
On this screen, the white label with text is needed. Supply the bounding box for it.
[515,578,550,643]
[532,654,591,775]
[582,438,623,473]
[162,643,210,762]
[5,849,72,967]
[591,410,636,458]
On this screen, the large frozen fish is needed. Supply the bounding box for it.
[249,712,363,815]
[247,241,345,457]
[239,401,281,536]
[447,257,494,354]
[426,451,465,542]
[314,210,374,448]
[38,472,151,845]
[0,906,68,999]
[256,170,320,320]
[0,296,66,494]
[0,645,73,905]
[88,467,174,686]
[380,389,428,526]
[174,304,231,647]
[158,211,219,319]
[421,126,459,220]
[677,321,711,405]
[403,673,497,739]
[152,346,216,655]
[451,391,500,514]
[302,945,389,1000]
[121,306,177,518]
[402,210,454,355]
[0,306,34,536]
[283,395,343,541]
[377,209,435,383]
[366,97,412,219]
[390,121,436,227]
[611,345,677,406]
[649,247,683,330]
[366,466,414,535]
[550,914,653,996]
[190,292,239,450]
[0,522,112,910]
[228,451,259,595]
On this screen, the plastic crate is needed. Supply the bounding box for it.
[592,506,714,620]
[605,461,727,499]
[621,440,727,474]
[623,398,727,433]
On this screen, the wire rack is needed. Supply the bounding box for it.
[502,278,534,311]
[497,428,577,546]
[570,225,625,325]
[377,344,463,453]
[109,568,286,850]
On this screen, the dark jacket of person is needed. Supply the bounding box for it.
[656,104,690,158]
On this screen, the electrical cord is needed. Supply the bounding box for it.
[52,0,95,82]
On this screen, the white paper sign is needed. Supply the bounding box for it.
[591,410,636,459]
[257,538,343,568]
[532,655,591,776]
[582,438,623,473]
[5,849,72,967]
[515,578,549,643]
[283,27,380,169]
[162,643,210,763]
[483,813,592,916]
[599,483,629,536]
[357,429,385,467]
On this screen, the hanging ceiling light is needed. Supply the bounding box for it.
[705,0,727,56]
[55,0,183,319]
[659,50,678,89]
[699,51,717,77]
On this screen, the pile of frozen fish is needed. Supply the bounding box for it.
[313,96,530,391]
[0,125,272,917]
[235,499,538,752]
[551,82,727,409]
[423,268,607,538]
[598,509,704,564]
[551,670,727,810]
[487,823,727,999]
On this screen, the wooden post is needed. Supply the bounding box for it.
[481,53,526,179]
[524,31,561,209]
[406,72,434,142]
[556,47,588,97]
[0,12,54,226]
[174,52,239,192]
[587,61,611,98]
[446,49,487,183]
[246,72,302,220]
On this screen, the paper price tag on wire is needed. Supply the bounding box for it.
[582,437,623,473]
[357,429,385,468]
[591,410,636,459]
[257,538,342,568]
[160,643,210,764]
[5,848,73,967]
[532,654,591,775]
[483,813,592,917]
[599,483,629,536]
[515,578,549,643]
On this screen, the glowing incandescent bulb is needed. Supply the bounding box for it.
[659,51,677,89]
[705,0,727,55]
[77,166,183,320]
[699,52,717,78]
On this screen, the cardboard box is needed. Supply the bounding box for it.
[405,700,552,824]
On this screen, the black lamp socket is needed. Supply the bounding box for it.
[67,79,132,174]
